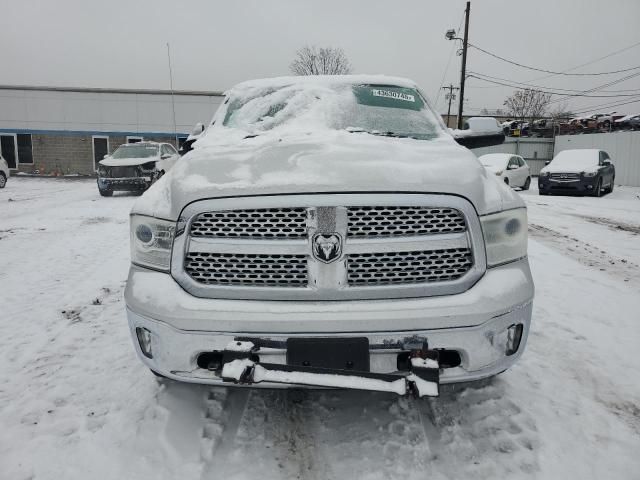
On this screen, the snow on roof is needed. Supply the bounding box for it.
[227,75,419,96]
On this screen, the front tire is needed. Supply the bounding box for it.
[503,177,510,186]
[606,177,615,194]
[0,172,6,189]
[98,187,113,197]
[522,177,531,190]
[593,178,603,197]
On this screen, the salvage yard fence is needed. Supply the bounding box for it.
[471,137,554,176]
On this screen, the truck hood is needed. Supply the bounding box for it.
[100,157,159,167]
[133,131,523,220]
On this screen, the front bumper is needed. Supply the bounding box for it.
[98,177,151,191]
[538,176,598,194]
[125,258,534,388]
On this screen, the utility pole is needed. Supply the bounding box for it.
[442,84,460,128]
[457,1,470,129]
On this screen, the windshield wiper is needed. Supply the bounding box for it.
[346,128,414,139]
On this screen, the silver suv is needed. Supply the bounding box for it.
[124,76,533,397]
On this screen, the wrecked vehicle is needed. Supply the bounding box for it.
[125,75,533,397]
[97,142,179,196]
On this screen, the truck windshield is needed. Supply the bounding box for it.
[222,84,442,140]
[111,145,158,159]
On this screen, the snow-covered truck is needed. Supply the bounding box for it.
[124,76,533,397]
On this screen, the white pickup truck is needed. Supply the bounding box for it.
[125,75,533,397]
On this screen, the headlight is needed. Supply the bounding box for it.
[97,166,108,177]
[583,171,597,177]
[481,208,528,267]
[130,215,176,271]
[539,171,549,177]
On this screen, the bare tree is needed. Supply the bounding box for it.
[549,101,574,121]
[503,89,552,124]
[290,46,352,75]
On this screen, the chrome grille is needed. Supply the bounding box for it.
[174,194,485,301]
[550,173,580,180]
[184,252,308,287]
[190,208,307,238]
[347,248,473,286]
[347,206,466,237]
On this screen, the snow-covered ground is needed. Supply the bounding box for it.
[1,178,639,480]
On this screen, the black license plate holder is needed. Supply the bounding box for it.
[286,337,370,372]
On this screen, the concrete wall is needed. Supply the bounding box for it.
[0,87,223,134]
[554,131,640,187]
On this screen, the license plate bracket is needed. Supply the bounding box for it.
[286,337,370,372]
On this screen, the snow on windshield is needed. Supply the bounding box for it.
[479,154,509,168]
[112,145,158,159]
[551,150,599,168]
[218,82,442,140]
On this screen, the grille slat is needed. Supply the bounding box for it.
[184,252,308,287]
[347,248,473,286]
[190,208,307,239]
[347,206,466,237]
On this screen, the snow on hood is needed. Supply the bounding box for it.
[541,149,601,174]
[132,131,522,220]
[100,156,159,167]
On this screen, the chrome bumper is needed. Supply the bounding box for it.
[126,300,532,387]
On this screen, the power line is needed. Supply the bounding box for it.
[469,71,640,94]
[468,73,640,98]
[469,43,640,76]
[547,70,640,106]
[530,40,640,82]
[570,96,640,115]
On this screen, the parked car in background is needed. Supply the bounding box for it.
[615,114,640,130]
[96,142,179,196]
[592,112,624,130]
[501,120,529,137]
[538,149,615,197]
[0,154,9,188]
[479,153,531,190]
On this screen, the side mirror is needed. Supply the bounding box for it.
[507,164,518,170]
[103,154,109,159]
[161,154,171,160]
[191,122,205,136]
[451,117,506,149]
[545,160,551,166]
[602,160,611,166]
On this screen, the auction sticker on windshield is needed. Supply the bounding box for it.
[372,89,415,102]
[353,85,424,111]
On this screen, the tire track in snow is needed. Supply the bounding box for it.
[529,223,640,286]
[424,379,540,478]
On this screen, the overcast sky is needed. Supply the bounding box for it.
[2,0,639,115]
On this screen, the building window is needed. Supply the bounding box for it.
[17,134,33,165]
[92,136,110,171]
[127,136,143,143]
[0,134,18,169]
